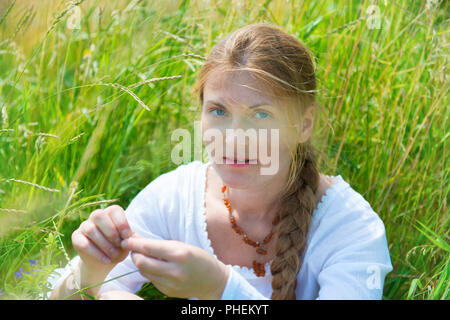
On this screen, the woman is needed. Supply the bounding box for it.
[48,23,393,300]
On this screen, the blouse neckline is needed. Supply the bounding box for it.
[196,160,345,279]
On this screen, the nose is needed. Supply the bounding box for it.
[224,121,258,160]
[225,129,245,152]
[225,116,249,144]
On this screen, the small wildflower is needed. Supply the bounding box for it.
[29,259,39,266]
[14,269,22,279]
[14,267,31,279]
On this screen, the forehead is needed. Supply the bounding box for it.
[203,69,275,107]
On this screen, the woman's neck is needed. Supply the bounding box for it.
[211,164,289,225]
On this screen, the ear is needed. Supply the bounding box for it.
[297,105,314,144]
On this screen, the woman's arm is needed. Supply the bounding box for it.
[220,265,269,300]
[49,259,114,300]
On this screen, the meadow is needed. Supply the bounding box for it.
[0,0,448,300]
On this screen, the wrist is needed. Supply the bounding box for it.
[78,260,114,290]
[201,262,230,300]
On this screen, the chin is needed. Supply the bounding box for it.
[211,161,255,186]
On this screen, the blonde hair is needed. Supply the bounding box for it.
[193,22,322,300]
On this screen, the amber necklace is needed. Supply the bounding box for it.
[221,184,280,277]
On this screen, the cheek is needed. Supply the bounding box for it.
[258,134,292,169]
[201,115,219,132]
[275,125,298,152]
[201,122,220,149]
[256,126,285,151]
[201,119,211,140]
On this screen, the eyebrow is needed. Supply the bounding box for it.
[205,100,272,109]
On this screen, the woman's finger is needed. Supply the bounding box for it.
[122,238,179,262]
[72,230,113,264]
[79,220,121,260]
[91,209,121,247]
[131,252,174,277]
[106,205,132,239]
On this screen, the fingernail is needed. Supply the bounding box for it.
[109,247,119,257]
[103,256,111,264]
[121,239,128,249]
[121,229,131,239]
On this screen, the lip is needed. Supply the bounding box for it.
[222,157,256,166]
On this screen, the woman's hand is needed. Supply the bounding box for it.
[121,234,230,300]
[98,290,144,300]
[71,205,133,273]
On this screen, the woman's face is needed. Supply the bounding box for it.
[201,69,313,189]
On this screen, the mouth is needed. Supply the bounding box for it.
[222,156,255,164]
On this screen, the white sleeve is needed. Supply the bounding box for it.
[220,265,269,300]
[44,168,178,299]
[315,205,393,300]
[41,255,82,300]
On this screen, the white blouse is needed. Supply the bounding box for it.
[44,160,393,300]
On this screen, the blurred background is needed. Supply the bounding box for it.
[0,0,448,299]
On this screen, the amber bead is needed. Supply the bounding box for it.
[263,232,273,244]
[256,248,267,255]
[253,261,265,277]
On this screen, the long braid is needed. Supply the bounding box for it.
[270,143,320,299]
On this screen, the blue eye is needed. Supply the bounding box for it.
[255,111,269,119]
[208,107,270,119]
[210,108,227,117]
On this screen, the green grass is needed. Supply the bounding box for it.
[0,0,448,300]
